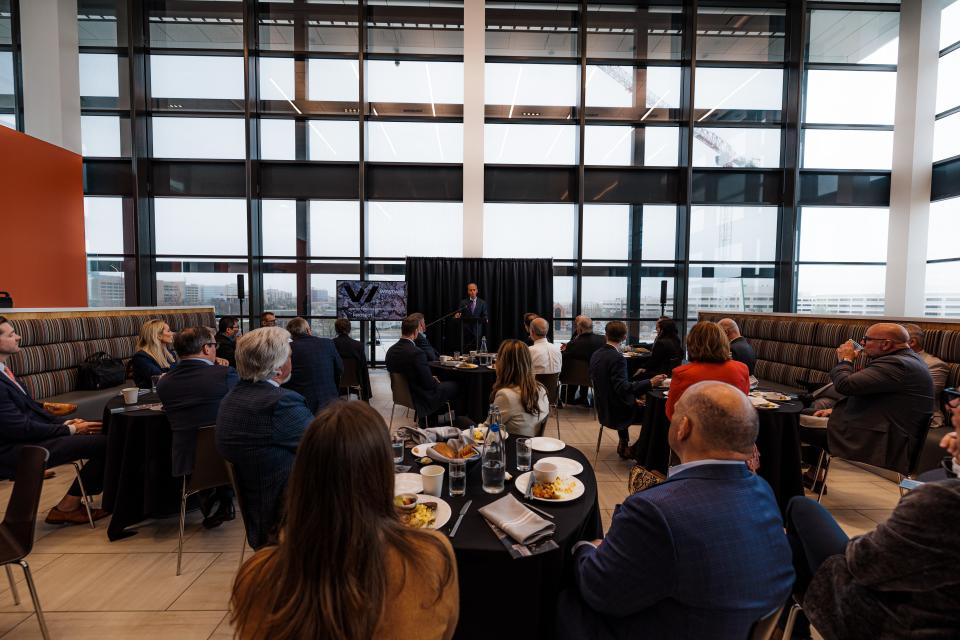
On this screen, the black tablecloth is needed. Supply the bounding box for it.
[101,393,182,541]
[632,389,804,515]
[429,363,497,423]
[623,353,650,378]
[400,436,603,640]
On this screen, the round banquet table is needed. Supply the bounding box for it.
[429,362,497,423]
[101,393,182,541]
[632,389,804,515]
[623,352,651,378]
[398,435,603,640]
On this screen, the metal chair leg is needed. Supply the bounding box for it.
[782,602,802,639]
[555,405,561,439]
[70,462,95,528]
[816,454,831,503]
[389,404,396,430]
[176,478,188,576]
[446,403,454,428]
[237,531,246,573]
[20,561,50,640]
[594,426,604,466]
[5,564,20,605]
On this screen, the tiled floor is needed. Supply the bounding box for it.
[0,369,902,638]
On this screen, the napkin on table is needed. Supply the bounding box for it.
[479,494,555,545]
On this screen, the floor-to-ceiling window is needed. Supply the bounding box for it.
[0,0,21,129]
[926,0,960,317]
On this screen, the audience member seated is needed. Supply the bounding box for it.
[231,401,458,640]
[131,319,177,389]
[215,316,240,368]
[561,315,604,405]
[801,323,934,475]
[665,321,750,420]
[919,387,960,481]
[787,479,960,638]
[282,317,343,415]
[490,340,549,437]
[558,381,794,640]
[520,312,538,345]
[528,317,562,375]
[589,321,666,458]
[633,316,683,380]
[216,327,314,550]
[409,312,439,361]
[157,326,239,528]
[718,317,756,376]
[385,317,459,426]
[0,315,109,525]
[260,312,277,327]
[904,323,949,429]
[333,318,372,400]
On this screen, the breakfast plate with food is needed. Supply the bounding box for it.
[395,494,451,529]
[514,472,585,503]
[461,425,509,444]
[456,362,479,369]
[536,457,584,476]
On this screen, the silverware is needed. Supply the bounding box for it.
[524,501,555,520]
[449,499,472,538]
[522,473,554,519]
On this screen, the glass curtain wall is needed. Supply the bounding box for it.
[796,4,898,315]
[0,0,20,129]
[925,0,960,317]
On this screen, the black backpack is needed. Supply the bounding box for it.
[77,352,126,390]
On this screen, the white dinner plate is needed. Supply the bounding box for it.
[411,443,436,458]
[394,473,424,495]
[537,456,584,476]
[514,472,585,503]
[417,495,452,529]
[461,426,509,444]
[528,436,566,452]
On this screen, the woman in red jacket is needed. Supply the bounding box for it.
[666,321,750,420]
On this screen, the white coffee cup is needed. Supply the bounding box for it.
[420,465,445,497]
[533,461,558,485]
[439,355,451,362]
[121,387,140,405]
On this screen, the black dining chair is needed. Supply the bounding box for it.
[176,426,232,576]
[535,372,561,438]
[0,446,52,640]
[559,360,595,420]
[224,460,249,574]
[389,372,453,429]
[339,358,365,400]
[747,604,785,640]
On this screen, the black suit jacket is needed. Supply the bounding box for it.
[385,339,443,415]
[156,359,239,477]
[459,297,488,340]
[828,348,934,473]
[564,332,606,364]
[333,333,372,399]
[415,333,439,361]
[589,344,652,430]
[283,334,343,414]
[643,335,684,377]
[729,337,757,376]
[215,332,237,368]
[0,370,70,463]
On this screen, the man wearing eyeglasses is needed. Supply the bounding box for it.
[157,326,239,528]
[802,323,934,475]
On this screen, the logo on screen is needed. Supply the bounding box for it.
[344,283,380,304]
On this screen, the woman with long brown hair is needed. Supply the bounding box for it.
[665,321,749,420]
[490,339,549,436]
[231,401,459,640]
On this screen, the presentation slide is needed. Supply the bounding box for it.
[336,280,408,321]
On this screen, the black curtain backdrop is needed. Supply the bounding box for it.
[405,257,554,355]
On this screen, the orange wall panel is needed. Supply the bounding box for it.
[0,127,87,308]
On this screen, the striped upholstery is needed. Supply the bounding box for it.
[5,309,215,400]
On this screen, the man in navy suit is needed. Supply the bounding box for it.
[333,318,372,400]
[454,282,488,351]
[0,316,109,525]
[559,380,794,640]
[282,317,343,415]
[157,325,238,528]
[385,316,458,424]
[216,327,314,550]
[409,313,439,361]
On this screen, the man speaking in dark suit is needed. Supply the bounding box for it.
[157,325,239,528]
[454,282,488,351]
[283,317,343,415]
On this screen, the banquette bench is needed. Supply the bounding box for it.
[698,311,960,474]
[3,306,215,419]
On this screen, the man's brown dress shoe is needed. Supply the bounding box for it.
[45,506,109,525]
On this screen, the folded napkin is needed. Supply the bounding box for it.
[398,426,462,445]
[479,494,555,545]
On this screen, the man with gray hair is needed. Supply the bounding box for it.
[216,326,314,550]
[528,317,562,374]
[718,318,756,376]
[561,315,604,405]
[282,317,343,414]
[559,381,793,639]
[904,323,949,430]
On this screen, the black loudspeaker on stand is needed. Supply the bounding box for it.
[659,279,667,318]
[237,274,245,330]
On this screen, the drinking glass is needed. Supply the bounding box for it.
[150,375,161,394]
[453,351,460,361]
[391,433,404,464]
[448,459,466,496]
[515,438,532,472]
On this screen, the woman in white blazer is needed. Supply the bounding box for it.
[491,340,549,437]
